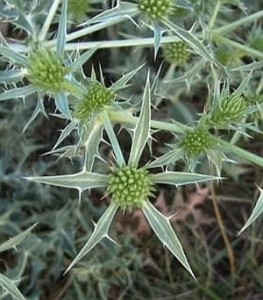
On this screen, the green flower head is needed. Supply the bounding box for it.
[107,165,154,210]
[163,41,190,65]
[27,49,68,92]
[180,128,213,157]
[138,0,174,20]
[72,81,115,121]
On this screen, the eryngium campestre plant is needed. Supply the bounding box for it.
[28,78,219,278]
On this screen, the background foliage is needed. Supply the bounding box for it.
[0,0,263,299]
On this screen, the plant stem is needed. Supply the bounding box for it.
[214,9,263,34]
[62,36,182,51]
[217,139,263,167]
[213,35,263,60]
[108,110,188,133]
[38,0,62,41]
[210,181,235,279]
[44,12,139,48]
[208,0,222,30]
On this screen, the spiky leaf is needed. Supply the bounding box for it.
[142,200,195,278]
[152,171,218,185]
[128,73,151,166]
[27,172,108,193]
[64,202,119,273]
[0,274,25,300]
[0,224,37,253]
[238,187,263,235]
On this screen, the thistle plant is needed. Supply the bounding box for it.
[1,0,263,298]
[28,77,219,277]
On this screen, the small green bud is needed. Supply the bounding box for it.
[180,128,213,156]
[27,49,67,92]
[209,93,247,127]
[107,166,154,210]
[163,41,190,65]
[68,0,90,21]
[72,81,115,121]
[138,0,173,20]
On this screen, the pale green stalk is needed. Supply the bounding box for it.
[214,9,263,34]
[38,0,62,41]
[62,36,182,51]
[213,34,263,60]
[207,0,222,30]
[44,16,135,48]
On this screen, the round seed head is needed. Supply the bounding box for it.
[72,81,115,121]
[138,0,173,20]
[27,49,67,92]
[163,41,190,65]
[180,128,213,156]
[107,166,154,210]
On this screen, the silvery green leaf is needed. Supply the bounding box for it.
[0,45,27,66]
[70,47,98,72]
[0,85,36,101]
[56,0,67,56]
[0,70,25,84]
[0,274,25,300]
[82,119,103,172]
[147,149,184,169]
[27,171,109,193]
[64,202,119,273]
[23,97,47,132]
[0,224,37,253]
[111,64,144,93]
[52,120,78,150]
[54,91,71,120]
[163,59,204,86]
[230,61,263,72]
[142,200,195,278]
[238,187,263,235]
[152,22,163,59]
[81,2,138,25]
[102,111,125,167]
[128,73,151,166]
[152,171,218,186]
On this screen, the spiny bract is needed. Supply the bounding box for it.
[107,166,154,210]
[72,81,115,121]
[27,49,67,92]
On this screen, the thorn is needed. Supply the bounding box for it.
[105,234,117,245]
[91,219,97,229]
[78,189,82,205]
